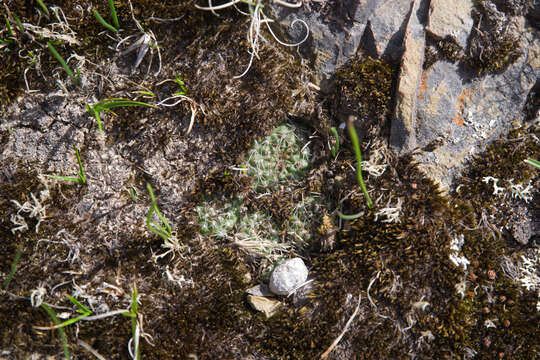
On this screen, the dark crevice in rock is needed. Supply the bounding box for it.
[523,78,540,122]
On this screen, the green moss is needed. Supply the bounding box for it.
[424,34,464,68]
[331,56,395,124]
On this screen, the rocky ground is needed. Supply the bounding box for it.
[0,0,539,359]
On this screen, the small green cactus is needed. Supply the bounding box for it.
[196,200,240,239]
[245,124,310,190]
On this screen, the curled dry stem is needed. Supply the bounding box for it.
[195,0,309,78]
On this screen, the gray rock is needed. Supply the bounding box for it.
[246,284,274,297]
[414,28,538,190]
[390,0,425,153]
[391,4,539,190]
[268,0,414,81]
[367,0,414,60]
[427,0,474,49]
[269,258,308,295]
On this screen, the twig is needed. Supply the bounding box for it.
[78,339,107,360]
[320,294,362,359]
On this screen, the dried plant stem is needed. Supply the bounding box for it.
[320,294,362,359]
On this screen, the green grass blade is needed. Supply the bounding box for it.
[131,285,139,315]
[136,90,156,97]
[174,75,188,95]
[128,187,138,202]
[74,147,86,184]
[47,41,76,81]
[92,10,117,32]
[47,175,82,183]
[153,205,171,235]
[54,313,91,329]
[130,284,140,360]
[35,0,50,16]
[86,104,102,133]
[337,211,364,220]
[347,120,373,209]
[99,99,156,111]
[13,13,24,33]
[525,158,540,169]
[67,295,91,314]
[5,16,14,37]
[89,99,154,134]
[146,183,171,241]
[3,244,23,290]
[147,207,170,241]
[330,127,339,158]
[108,0,120,29]
[41,304,70,360]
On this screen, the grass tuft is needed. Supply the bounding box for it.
[4,16,14,38]
[146,183,172,241]
[87,98,155,133]
[330,127,339,158]
[92,9,118,33]
[48,146,86,184]
[2,244,23,290]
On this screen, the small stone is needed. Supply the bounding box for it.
[247,295,282,318]
[246,284,274,297]
[269,258,309,295]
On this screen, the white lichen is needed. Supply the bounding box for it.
[507,178,533,203]
[374,197,403,223]
[449,234,470,270]
[362,139,389,177]
[482,176,505,196]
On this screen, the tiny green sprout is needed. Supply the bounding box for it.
[174,75,188,96]
[3,243,22,290]
[121,284,141,360]
[48,146,86,184]
[330,127,339,158]
[92,9,118,32]
[50,296,93,329]
[35,0,50,16]
[109,0,120,29]
[525,158,540,169]
[128,187,138,202]
[337,211,364,220]
[40,304,70,360]
[136,90,156,98]
[146,183,172,241]
[47,41,79,83]
[86,98,156,133]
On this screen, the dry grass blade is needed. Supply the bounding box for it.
[320,294,362,359]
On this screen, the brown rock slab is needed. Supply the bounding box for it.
[247,295,282,318]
